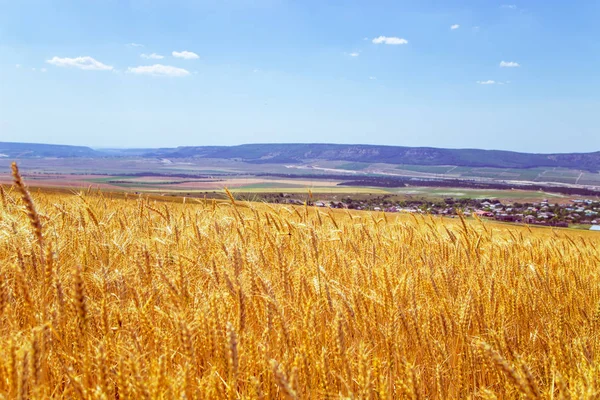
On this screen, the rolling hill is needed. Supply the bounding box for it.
[0,142,101,158]
[1,141,600,171]
[145,144,600,171]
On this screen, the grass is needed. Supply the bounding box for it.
[391,165,600,184]
[335,162,371,171]
[395,164,454,173]
[1,165,600,398]
[394,187,566,200]
[86,176,130,183]
[569,223,596,230]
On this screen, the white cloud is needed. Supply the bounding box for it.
[477,80,496,85]
[500,61,520,68]
[127,64,190,77]
[501,4,517,9]
[372,36,408,45]
[349,52,360,57]
[46,56,113,71]
[451,24,460,30]
[369,76,377,80]
[128,43,144,47]
[15,64,21,68]
[31,68,36,71]
[172,50,199,60]
[141,53,164,59]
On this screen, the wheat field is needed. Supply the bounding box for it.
[1,164,600,399]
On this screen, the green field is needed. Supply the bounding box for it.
[335,162,371,171]
[87,176,131,183]
[569,224,596,231]
[393,187,567,200]
[395,164,455,174]
[222,185,573,201]
[390,165,600,185]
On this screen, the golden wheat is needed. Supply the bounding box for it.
[0,171,599,398]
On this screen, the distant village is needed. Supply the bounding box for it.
[258,193,600,230]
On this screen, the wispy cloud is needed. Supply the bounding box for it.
[141,53,164,60]
[127,64,190,77]
[128,43,144,47]
[348,52,360,57]
[369,76,377,80]
[46,56,113,71]
[40,68,47,73]
[477,80,496,85]
[372,36,408,45]
[15,64,21,68]
[500,61,520,68]
[451,24,460,30]
[172,50,199,60]
[501,4,517,9]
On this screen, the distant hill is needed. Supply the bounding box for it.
[144,143,600,171]
[0,142,100,158]
[2,142,600,171]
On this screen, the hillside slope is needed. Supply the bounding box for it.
[0,142,100,158]
[147,143,600,170]
[2,141,600,171]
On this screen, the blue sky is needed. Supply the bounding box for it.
[1,0,599,153]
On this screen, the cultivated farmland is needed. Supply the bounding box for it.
[1,164,600,398]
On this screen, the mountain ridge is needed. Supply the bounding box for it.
[1,141,599,171]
